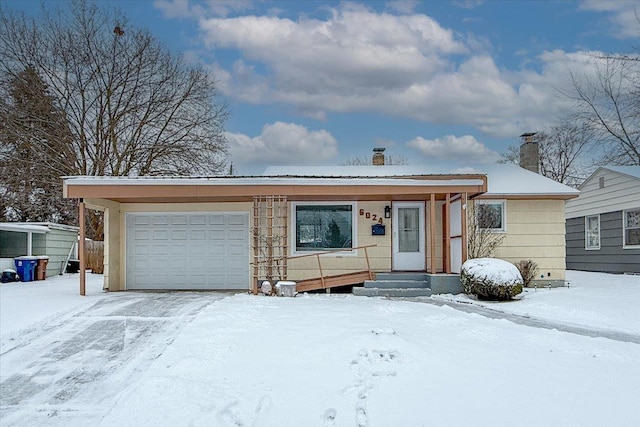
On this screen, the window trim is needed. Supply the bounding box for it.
[475,199,507,233]
[290,201,358,256]
[584,214,600,250]
[622,208,640,249]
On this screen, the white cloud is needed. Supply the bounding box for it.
[226,122,339,169]
[154,0,253,19]
[407,135,500,163]
[154,0,192,18]
[580,0,640,39]
[199,3,466,106]
[191,3,616,137]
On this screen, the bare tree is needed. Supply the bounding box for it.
[500,121,594,187]
[568,54,640,166]
[0,0,228,180]
[467,201,505,259]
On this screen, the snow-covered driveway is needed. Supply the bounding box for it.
[1,291,228,426]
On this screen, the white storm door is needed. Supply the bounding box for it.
[450,200,463,273]
[392,202,425,271]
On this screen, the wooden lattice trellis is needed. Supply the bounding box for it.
[252,196,288,293]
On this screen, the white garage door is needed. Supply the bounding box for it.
[126,212,249,290]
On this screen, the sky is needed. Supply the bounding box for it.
[3,0,639,174]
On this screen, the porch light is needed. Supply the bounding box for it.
[384,205,391,218]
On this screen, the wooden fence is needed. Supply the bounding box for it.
[85,240,104,274]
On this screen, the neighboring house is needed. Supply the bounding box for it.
[565,166,640,274]
[62,158,578,293]
[0,222,79,277]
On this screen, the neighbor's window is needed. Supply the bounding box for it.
[476,200,506,232]
[623,209,640,248]
[294,204,354,252]
[585,215,600,250]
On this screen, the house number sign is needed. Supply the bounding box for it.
[359,209,384,224]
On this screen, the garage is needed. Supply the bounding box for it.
[126,212,249,290]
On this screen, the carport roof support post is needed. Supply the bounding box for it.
[79,199,85,296]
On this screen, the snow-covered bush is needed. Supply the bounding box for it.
[461,258,523,301]
[514,260,538,288]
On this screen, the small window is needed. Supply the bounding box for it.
[293,203,355,252]
[623,209,640,248]
[585,215,600,250]
[475,200,506,232]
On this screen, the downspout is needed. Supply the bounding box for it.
[27,231,33,256]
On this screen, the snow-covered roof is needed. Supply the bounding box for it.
[0,223,50,234]
[477,165,579,197]
[30,222,79,232]
[263,164,579,197]
[63,175,483,187]
[63,164,578,198]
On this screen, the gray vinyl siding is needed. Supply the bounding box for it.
[566,211,640,274]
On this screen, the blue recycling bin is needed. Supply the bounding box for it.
[14,256,38,282]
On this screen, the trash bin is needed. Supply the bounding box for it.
[35,256,50,280]
[14,256,38,282]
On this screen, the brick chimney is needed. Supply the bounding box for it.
[519,132,539,173]
[372,148,385,166]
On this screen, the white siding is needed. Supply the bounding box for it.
[566,168,640,219]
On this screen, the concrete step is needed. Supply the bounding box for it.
[353,287,434,297]
[364,279,430,289]
[374,272,430,281]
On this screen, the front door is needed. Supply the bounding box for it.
[392,202,425,271]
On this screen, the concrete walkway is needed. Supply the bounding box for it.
[407,297,640,345]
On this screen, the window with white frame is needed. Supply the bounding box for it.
[475,200,506,232]
[585,214,600,250]
[623,209,640,248]
[293,203,355,252]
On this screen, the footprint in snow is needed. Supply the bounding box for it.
[217,400,244,427]
[356,401,369,427]
[322,408,337,427]
[371,328,396,336]
[252,395,274,427]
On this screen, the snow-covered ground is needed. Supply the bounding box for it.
[1,271,639,426]
[433,270,640,335]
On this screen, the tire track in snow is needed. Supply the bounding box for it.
[0,292,229,426]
